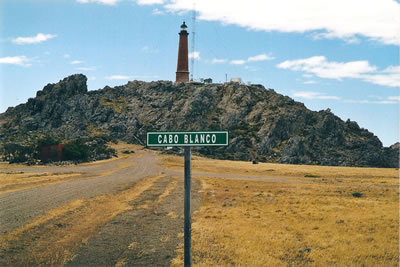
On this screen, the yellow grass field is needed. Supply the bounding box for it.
[165,154,399,266]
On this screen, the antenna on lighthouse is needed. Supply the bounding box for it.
[190,3,196,82]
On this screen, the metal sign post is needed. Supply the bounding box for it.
[147,131,228,267]
[184,146,191,266]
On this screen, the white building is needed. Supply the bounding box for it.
[231,77,242,83]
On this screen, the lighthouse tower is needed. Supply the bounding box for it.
[176,21,189,82]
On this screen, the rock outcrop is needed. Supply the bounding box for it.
[0,74,398,167]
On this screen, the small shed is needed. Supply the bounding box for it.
[231,77,242,83]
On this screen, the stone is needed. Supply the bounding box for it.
[0,74,398,167]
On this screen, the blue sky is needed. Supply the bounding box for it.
[1,0,399,146]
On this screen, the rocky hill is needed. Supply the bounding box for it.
[0,74,398,167]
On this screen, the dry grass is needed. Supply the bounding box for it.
[0,144,144,194]
[0,161,44,169]
[115,257,128,267]
[99,97,127,114]
[0,159,135,194]
[167,155,399,266]
[0,172,82,194]
[161,154,398,180]
[108,142,143,153]
[0,174,164,266]
[157,176,178,203]
[2,199,86,239]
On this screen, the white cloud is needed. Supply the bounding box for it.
[368,95,400,104]
[248,53,274,62]
[345,98,397,105]
[374,100,397,104]
[88,76,96,81]
[76,0,119,5]
[303,80,317,84]
[383,66,400,73]
[211,58,227,64]
[12,33,56,45]
[105,75,131,80]
[311,32,360,44]
[77,67,96,71]
[361,66,400,87]
[64,54,71,58]
[278,56,400,87]
[70,60,84,65]
[142,45,159,53]
[161,0,400,45]
[244,65,257,71]
[189,51,200,60]
[226,53,274,66]
[152,8,164,15]
[293,91,340,100]
[137,0,164,5]
[277,56,376,80]
[0,56,31,67]
[362,73,400,87]
[230,59,246,65]
[388,96,400,101]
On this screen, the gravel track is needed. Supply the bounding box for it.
[0,151,163,235]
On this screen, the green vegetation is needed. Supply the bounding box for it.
[37,136,60,147]
[304,174,321,178]
[1,135,116,164]
[352,192,363,198]
[63,139,89,161]
[1,135,61,163]
[2,143,34,163]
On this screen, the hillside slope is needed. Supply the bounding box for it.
[0,74,398,167]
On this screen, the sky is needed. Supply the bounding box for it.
[0,0,399,146]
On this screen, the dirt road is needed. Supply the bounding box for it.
[0,150,164,235]
[0,149,205,266]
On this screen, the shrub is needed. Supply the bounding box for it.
[3,143,34,163]
[63,138,116,162]
[37,136,60,147]
[352,192,363,198]
[90,143,116,160]
[63,139,89,161]
[304,174,321,178]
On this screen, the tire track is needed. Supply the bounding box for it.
[67,176,201,266]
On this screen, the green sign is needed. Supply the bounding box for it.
[147,131,228,147]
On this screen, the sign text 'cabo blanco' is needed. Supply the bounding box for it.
[147,131,228,147]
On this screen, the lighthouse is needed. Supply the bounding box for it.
[176,21,189,82]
